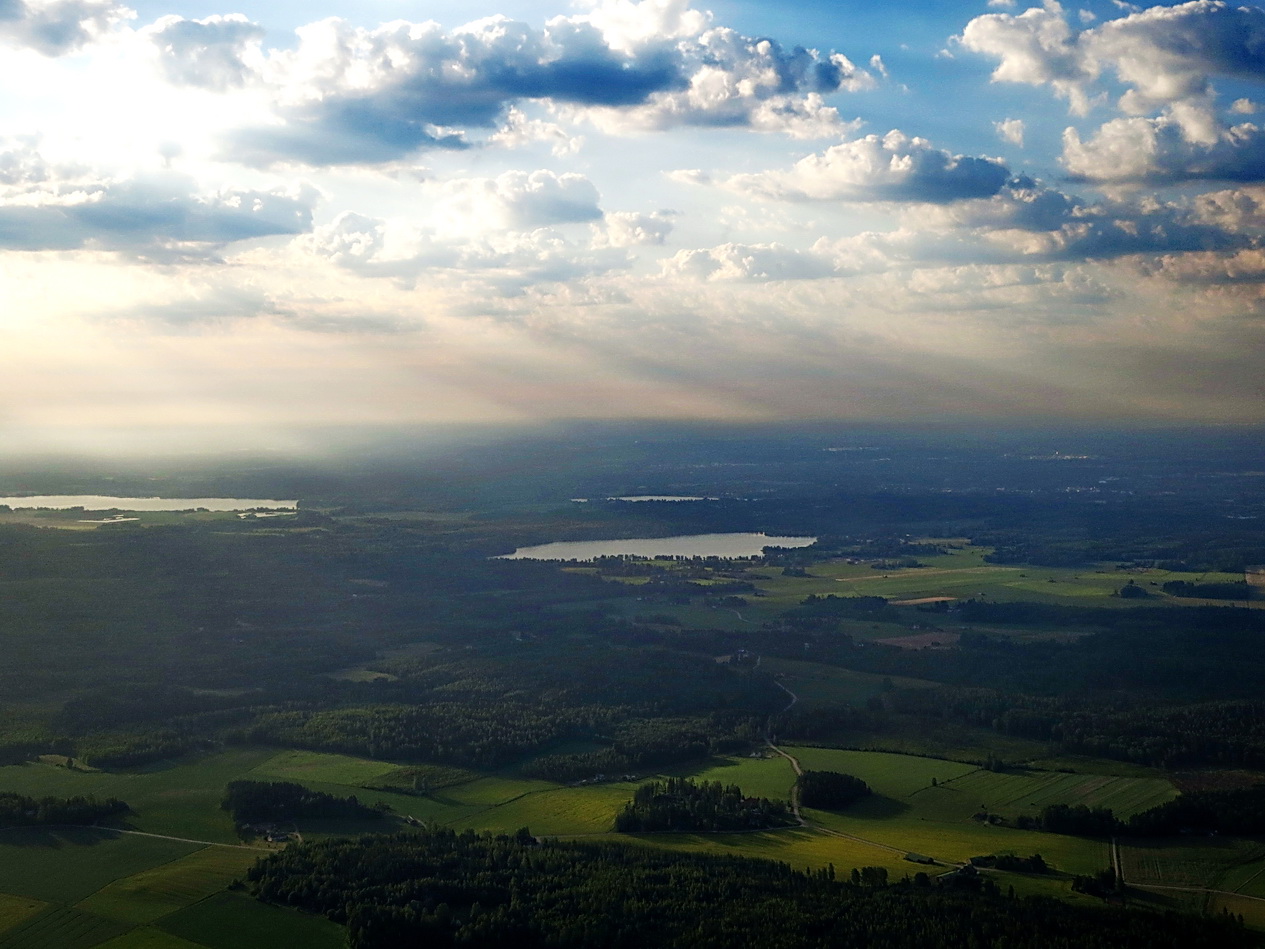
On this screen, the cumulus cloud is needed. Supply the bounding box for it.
[428,170,603,235]
[960,1,1094,112]
[0,150,317,258]
[1063,113,1265,183]
[308,208,628,292]
[662,241,838,280]
[963,1,1265,184]
[723,130,1011,204]
[209,2,871,166]
[995,117,1026,146]
[146,14,264,90]
[0,0,128,55]
[592,210,675,247]
[305,171,633,291]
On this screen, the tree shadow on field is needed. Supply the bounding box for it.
[0,825,116,848]
[853,794,909,819]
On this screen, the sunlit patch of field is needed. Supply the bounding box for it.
[0,893,46,936]
[248,749,400,787]
[76,846,259,925]
[625,826,914,880]
[787,748,977,800]
[0,905,127,949]
[94,927,209,949]
[938,769,1176,822]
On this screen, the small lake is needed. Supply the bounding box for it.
[497,532,816,561]
[0,496,297,512]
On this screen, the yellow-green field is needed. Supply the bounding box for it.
[76,848,260,926]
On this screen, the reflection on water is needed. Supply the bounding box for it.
[497,532,816,561]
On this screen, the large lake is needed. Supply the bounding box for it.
[0,496,297,511]
[497,532,816,561]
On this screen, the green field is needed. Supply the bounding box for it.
[0,750,277,844]
[0,906,128,949]
[1121,838,1265,890]
[760,658,938,709]
[76,848,260,926]
[0,895,46,936]
[155,892,344,949]
[0,829,199,904]
[95,929,210,949]
[247,749,401,787]
[937,768,1176,821]
[629,825,916,880]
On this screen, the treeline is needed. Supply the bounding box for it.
[222,781,382,826]
[796,771,872,810]
[520,715,760,783]
[1161,580,1253,601]
[1012,786,1265,838]
[245,829,1257,949]
[0,792,128,827]
[235,702,612,770]
[613,777,791,832]
[885,690,1265,770]
[1127,785,1265,836]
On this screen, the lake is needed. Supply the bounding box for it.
[0,496,297,511]
[496,532,816,561]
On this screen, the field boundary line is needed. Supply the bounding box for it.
[1129,882,1265,904]
[57,825,271,851]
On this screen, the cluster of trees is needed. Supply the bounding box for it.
[236,702,611,770]
[1017,804,1120,837]
[1126,785,1265,836]
[613,777,791,832]
[969,854,1048,874]
[1161,580,1252,601]
[244,829,1256,949]
[796,770,872,810]
[0,792,128,827]
[520,715,760,783]
[221,781,382,826]
[1010,787,1265,839]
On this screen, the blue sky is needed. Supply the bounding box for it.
[1,0,1263,453]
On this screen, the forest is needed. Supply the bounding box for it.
[244,829,1254,949]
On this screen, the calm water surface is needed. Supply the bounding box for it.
[0,496,297,511]
[497,533,816,561]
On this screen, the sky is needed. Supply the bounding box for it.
[2,0,1264,453]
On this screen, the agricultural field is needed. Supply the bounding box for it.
[1121,838,1265,891]
[76,848,261,926]
[936,768,1176,822]
[0,905,129,949]
[154,892,344,949]
[0,895,45,934]
[760,657,938,709]
[629,825,915,881]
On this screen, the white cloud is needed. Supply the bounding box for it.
[1063,113,1265,183]
[723,130,1011,204]
[995,117,1026,146]
[963,1,1265,184]
[592,210,675,247]
[0,144,317,258]
[145,14,264,90]
[0,0,129,55]
[194,4,873,166]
